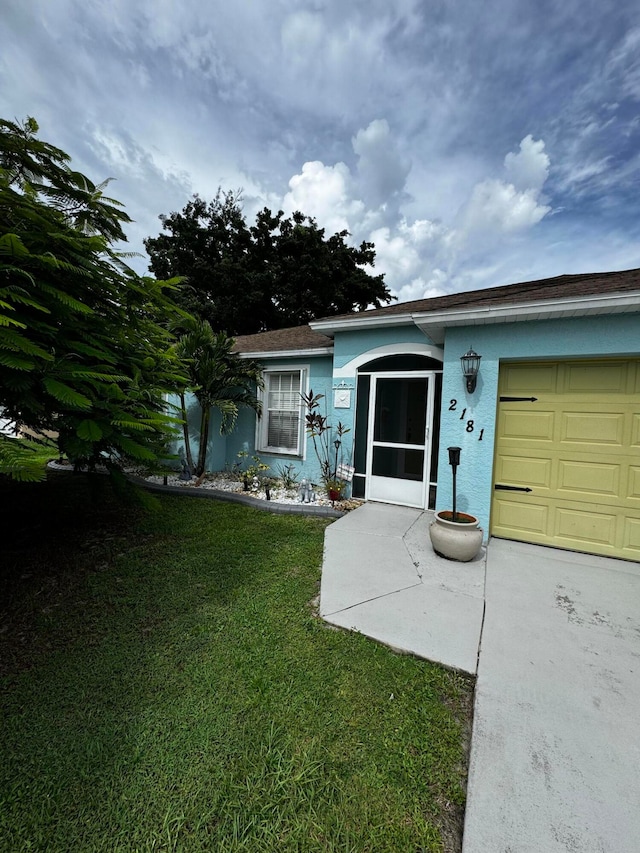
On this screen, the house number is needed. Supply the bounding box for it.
[449,399,484,440]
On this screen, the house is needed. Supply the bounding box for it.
[197,267,640,562]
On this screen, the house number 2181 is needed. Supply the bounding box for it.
[449,400,484,440]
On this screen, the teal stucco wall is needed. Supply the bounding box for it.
[436,312,640,540]
[333,324,436,372]
[227,354,335,486]
[168,393,228,473]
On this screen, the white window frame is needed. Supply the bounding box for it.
[256,366,308,457]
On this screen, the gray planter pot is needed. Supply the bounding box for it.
[429,510,483,562]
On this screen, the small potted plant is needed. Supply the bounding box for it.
[325,477,346,503]
[429,447,483,561]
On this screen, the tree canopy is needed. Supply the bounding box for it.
[144,191,394,335]
[0,117,187,480]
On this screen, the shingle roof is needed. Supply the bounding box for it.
[232,324,332,354]
[232,268,640,355]
[324,267,640,322]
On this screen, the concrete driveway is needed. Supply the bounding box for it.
[463,538,640,853]
[319,505,640,852]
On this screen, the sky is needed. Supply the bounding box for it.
[2,0,640,304]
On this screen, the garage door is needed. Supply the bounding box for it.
[492,360,640,561]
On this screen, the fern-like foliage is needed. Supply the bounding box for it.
[0,435,46,482]
[0,116,188,480]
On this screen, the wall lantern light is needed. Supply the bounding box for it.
[460,348,482,393]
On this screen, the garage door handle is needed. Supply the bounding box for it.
[499,396,538,402]
[494,484,533,493]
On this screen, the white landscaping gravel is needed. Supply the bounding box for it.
[143,473,350,507]
[144,473,309,504]
[47,461,359,509]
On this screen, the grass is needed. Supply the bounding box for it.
[17,435,58,466]
[0,472,474,852]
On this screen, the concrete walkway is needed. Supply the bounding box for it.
[319,503,640,852]
[320,502,486,675]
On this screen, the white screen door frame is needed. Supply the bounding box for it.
[365,371,435,508]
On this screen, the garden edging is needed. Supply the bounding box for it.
[124,473,347,518]
[46,462,346,518]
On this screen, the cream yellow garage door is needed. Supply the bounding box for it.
[492,359,640,561]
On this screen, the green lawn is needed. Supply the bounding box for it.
[0,473,473,852]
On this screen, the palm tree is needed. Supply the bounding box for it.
[175,320,262,476]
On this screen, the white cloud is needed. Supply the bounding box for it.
[276,133,553,298]
[88,129,151,181]
[282,161,365,234]
[280,121,429,293]
[463,180,550,234]
[504,135,549,192]
[396,270,450,303]
[556,155,613,195]
[606,26,640,101]
[369,221,451,302]
[461,136,551,238]
[369,225,420,279]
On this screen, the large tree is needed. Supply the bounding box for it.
[0,117,187,480]
[144,192,394,335]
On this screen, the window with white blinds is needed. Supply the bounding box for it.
[258,370,304,454]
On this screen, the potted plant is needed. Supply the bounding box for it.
[301,389,351,503]
[325,478,346,503]
[429,447,483,561]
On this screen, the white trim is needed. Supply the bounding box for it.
[412,291,640,344]
[309,314,415,334]
[256,365,309,457]
[308,290,640,342]
[238,347,333,360]
[358,369,443,378]
[334,342,444,378]
[364,371,435,509]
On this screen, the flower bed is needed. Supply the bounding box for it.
[135,470,363,510]
[47,461,363,511]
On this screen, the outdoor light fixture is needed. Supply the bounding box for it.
[460,348,482,393]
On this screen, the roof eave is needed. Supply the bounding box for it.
[309,313,416,335]
[412,292,640,344]
[237,347,334,360]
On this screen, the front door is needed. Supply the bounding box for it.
[366,373,433,508]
